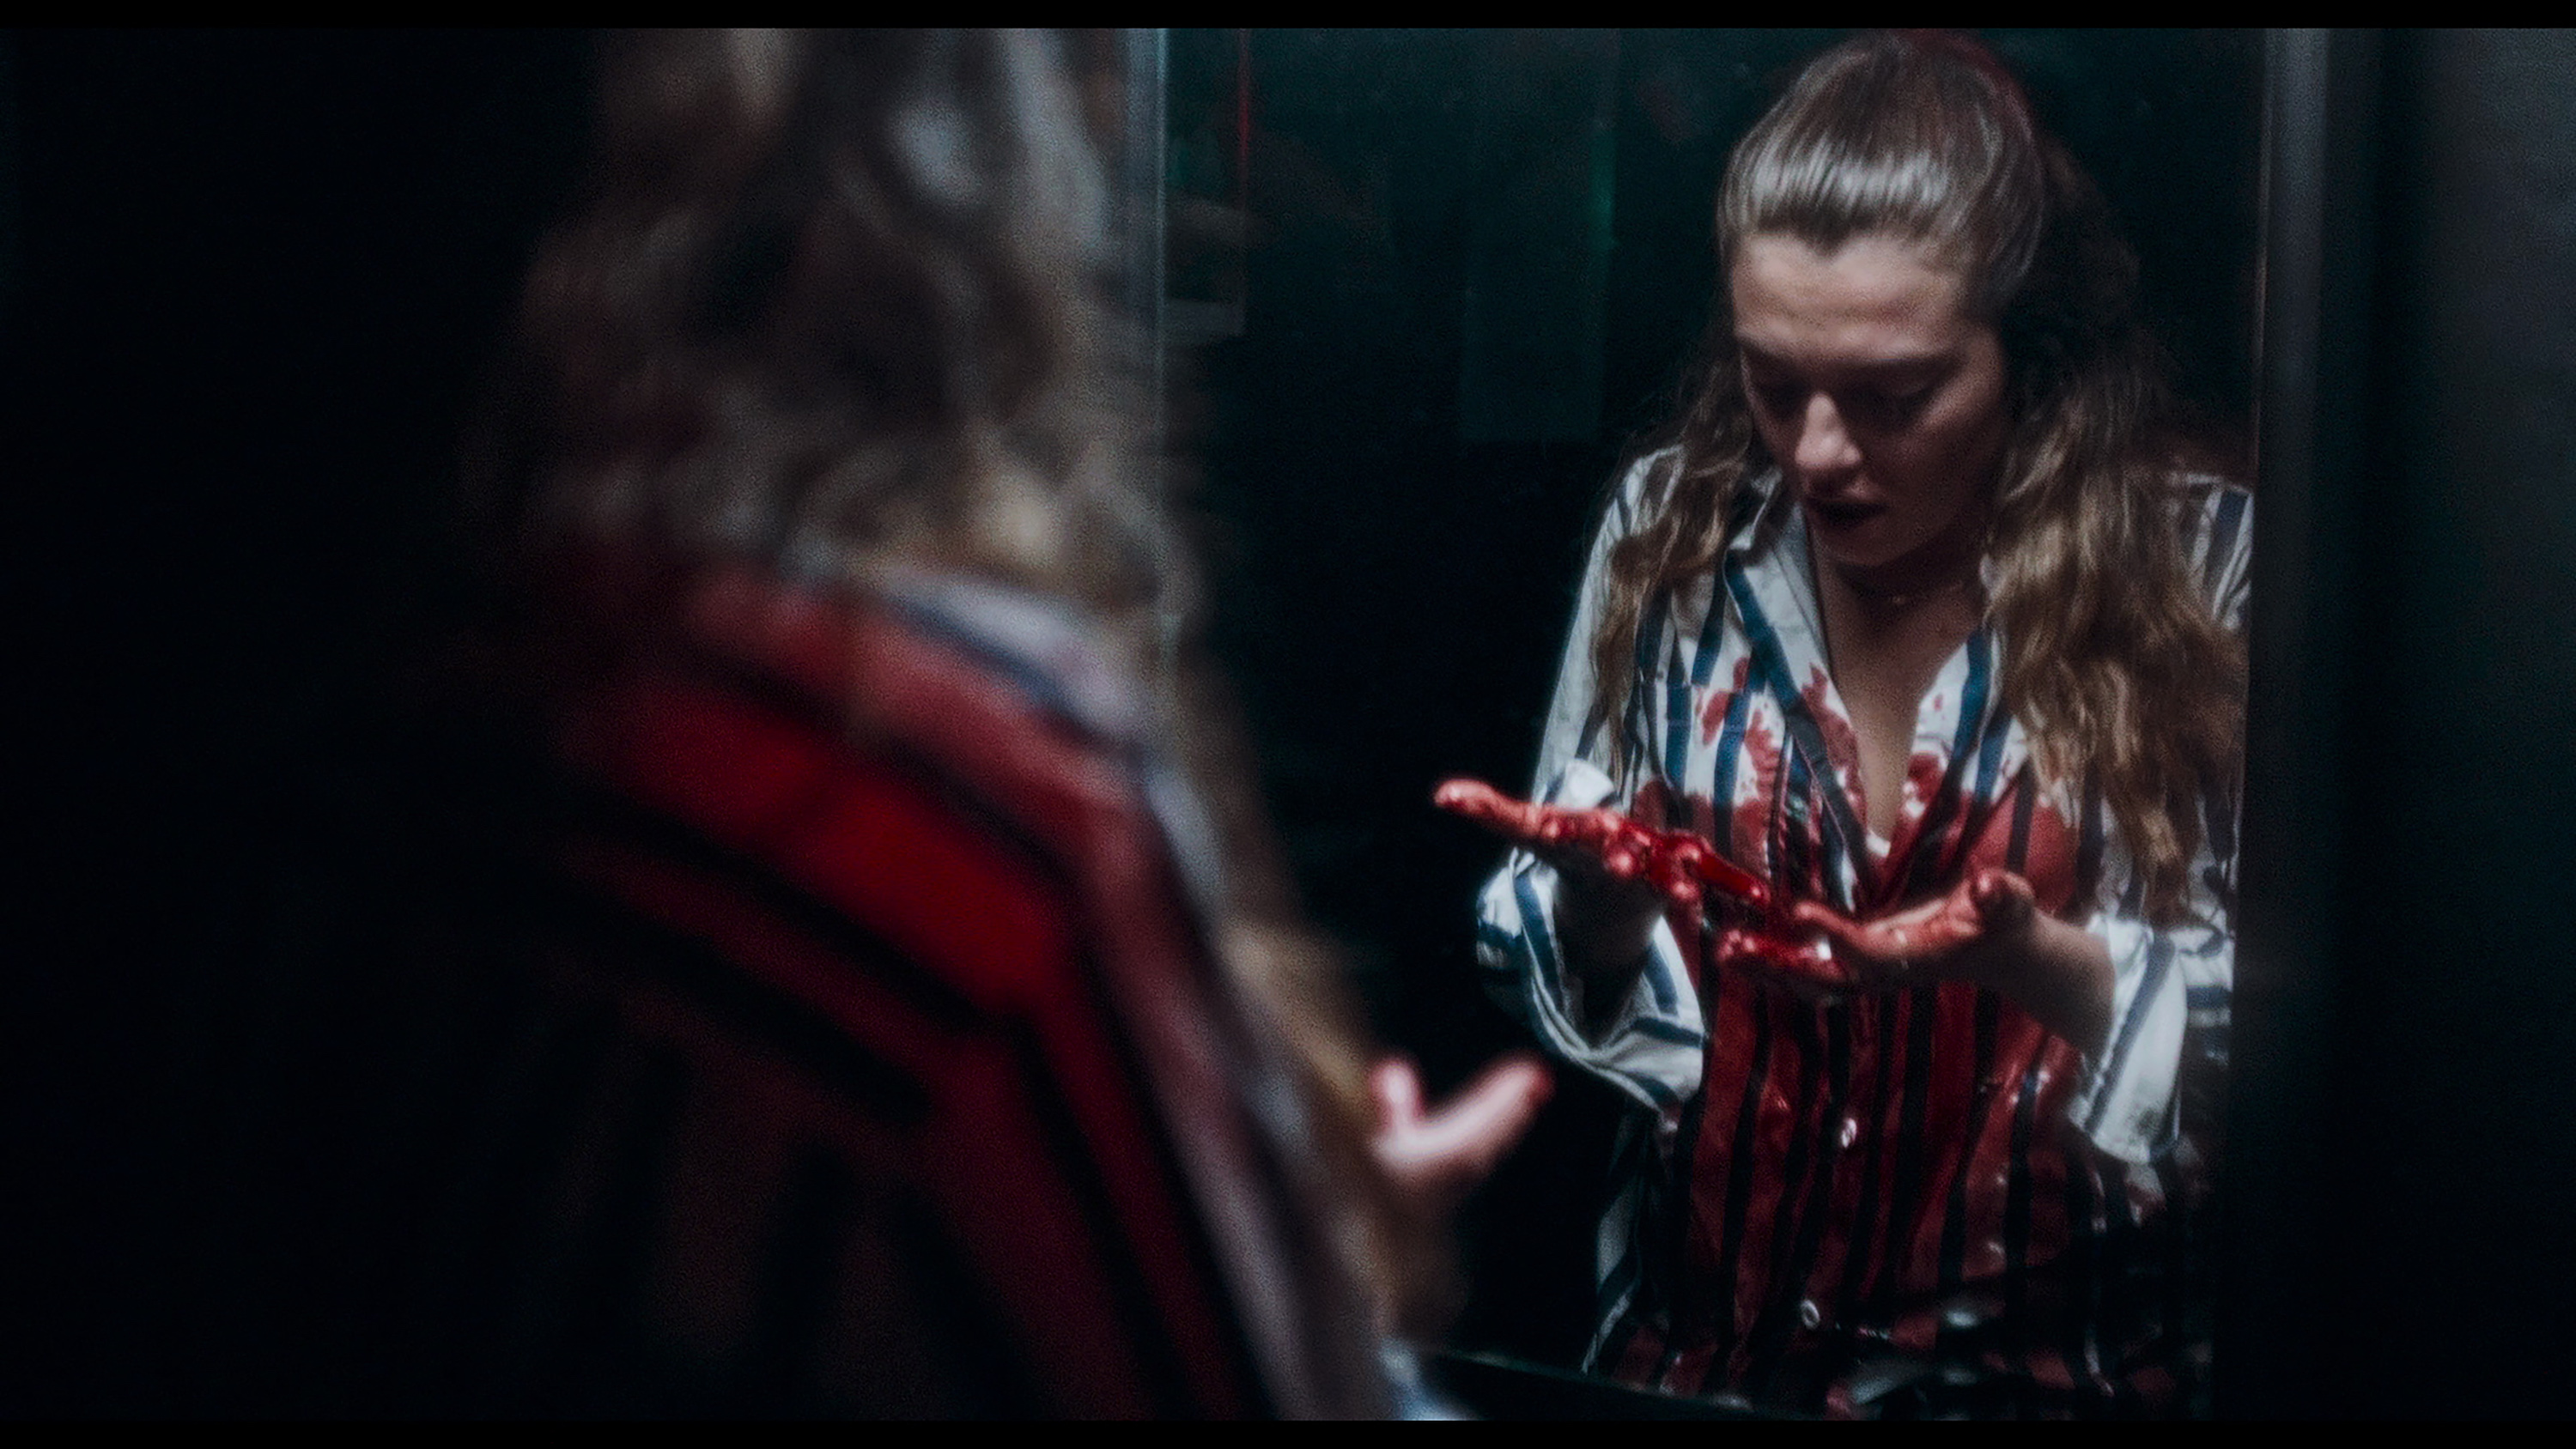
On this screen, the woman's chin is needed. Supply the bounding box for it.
[1807,524,1909,576]
[1813,530,1984,599]
[1806,502,1987,595]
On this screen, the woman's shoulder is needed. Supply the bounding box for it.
[1607,444,1687,517]
[1604,446,1777,537]
[540,545,1166,809]
[2160,467,2249,511]
[2156,470,2254,624]
[866,568,1151,749]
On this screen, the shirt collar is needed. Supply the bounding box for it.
[1724,464,1797,562]
[1728,465,2007,609]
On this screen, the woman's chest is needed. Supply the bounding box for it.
[1631,624,2085,919]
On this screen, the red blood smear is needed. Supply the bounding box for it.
[1433,776,1783,919]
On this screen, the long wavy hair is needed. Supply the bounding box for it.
[468,28,1427,1321]
[1586,31,2243,924]
[474,29,1174,643]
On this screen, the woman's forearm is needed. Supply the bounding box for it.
[1982,911,2115,1058]
[1555,870,1668,1036]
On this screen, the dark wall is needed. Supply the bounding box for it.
[3,31,592,1410]
[2224,29,2576,1418]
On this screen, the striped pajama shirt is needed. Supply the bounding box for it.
[1478,454,2249,1416]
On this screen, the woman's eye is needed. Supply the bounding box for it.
[1850,388,1933,425]
[1751,383,1803,416]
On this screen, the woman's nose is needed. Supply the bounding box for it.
[1795,394,1861,476]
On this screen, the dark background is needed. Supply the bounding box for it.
[4,30,595,1411]
[10,28,2576,1418]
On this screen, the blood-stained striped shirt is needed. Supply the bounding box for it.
[374,551,1405,1416]
[1477,454,2248,1416]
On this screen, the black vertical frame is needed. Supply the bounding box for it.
[2227,27,2576,1417]
[2221,26,2383,1418]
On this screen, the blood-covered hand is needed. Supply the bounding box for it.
[1439,777,2102,1036]
[1710,919,1853,998]
[1431,776,1772,919]
[1436,775,1848,1001]
[1788,866,2038,990]
[1788,868,2112,1052]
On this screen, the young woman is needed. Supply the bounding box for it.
[1453,33,2247,1416]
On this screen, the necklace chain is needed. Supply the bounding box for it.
[1852,573,1975,609]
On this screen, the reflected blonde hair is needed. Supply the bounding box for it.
[1589,32,2242,922]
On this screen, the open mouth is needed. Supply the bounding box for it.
[1804,494,1884,528]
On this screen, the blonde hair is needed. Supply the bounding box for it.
[1589,32,2242,922]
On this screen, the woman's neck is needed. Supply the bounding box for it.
[1812,533,1988,840]
[1816,497,1990,620]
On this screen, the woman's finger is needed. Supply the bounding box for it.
[1436,779,1656,885]
[1716,927,1853,1000]
[1433,777,1546,842]
[1419,1055,1552,1167]
[1789,899,1886,958]
[1968,868,2037,929]
[1370,1054,1425,1129]
[1371,1053,1554,1209]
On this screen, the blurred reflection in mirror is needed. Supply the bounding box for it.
[412,27,1552,1416]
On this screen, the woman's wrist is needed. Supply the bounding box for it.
[1977,911,2114,1057]
[1556,870,1666,1001]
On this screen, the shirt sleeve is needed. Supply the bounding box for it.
[1474,454,1707,1117]
[2060,481,2251,1163]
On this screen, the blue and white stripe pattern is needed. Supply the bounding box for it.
[1473,452,2251,1410]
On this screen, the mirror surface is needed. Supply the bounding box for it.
[1163,28,2263,1416]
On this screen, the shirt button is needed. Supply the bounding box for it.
[1798,1299,1823,1331]
[1838,1115,1861,1148]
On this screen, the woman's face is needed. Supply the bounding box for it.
[1731,231,2011,583]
